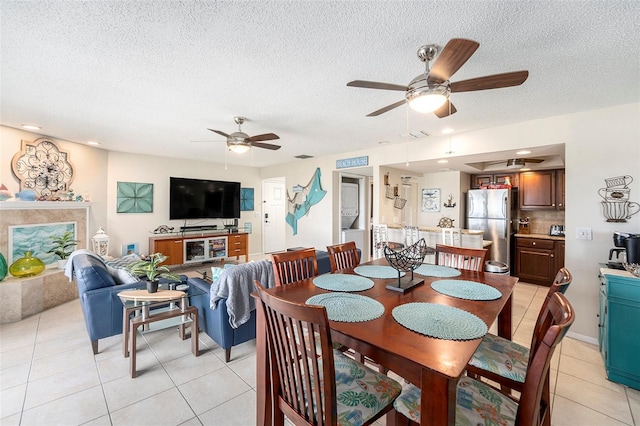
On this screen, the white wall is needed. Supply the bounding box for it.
[418,170,464,228]
[106,151,263,257]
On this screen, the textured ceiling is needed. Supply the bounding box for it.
[1,1,639,172]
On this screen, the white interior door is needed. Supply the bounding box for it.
[262,178,286,253]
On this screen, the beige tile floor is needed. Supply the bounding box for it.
[1,270,639,425]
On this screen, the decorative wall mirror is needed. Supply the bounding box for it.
[11,138,75,197]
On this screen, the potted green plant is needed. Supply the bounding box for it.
[46,231,80,269]
[128,252,182,293]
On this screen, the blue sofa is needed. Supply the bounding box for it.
[71,252,186,354]
[188,250,338,362]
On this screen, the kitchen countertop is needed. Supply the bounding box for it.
[514,233,565,241]
[387,225,484,235]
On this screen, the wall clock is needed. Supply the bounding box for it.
[11,138,75,197]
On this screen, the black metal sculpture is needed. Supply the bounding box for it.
[384,238,432,293]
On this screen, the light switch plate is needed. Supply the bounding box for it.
[576,227,592,240]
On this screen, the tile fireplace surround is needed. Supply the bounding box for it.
[0,201,91,324]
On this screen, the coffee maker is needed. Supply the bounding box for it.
[609,231,640,268]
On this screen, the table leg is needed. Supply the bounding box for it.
[122,308,129,357]
[498,293,513,340]
[130,320,138,378]
[191,308,199,357]
[420,369,456,426]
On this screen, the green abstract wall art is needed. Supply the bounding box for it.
[117,182,153,213]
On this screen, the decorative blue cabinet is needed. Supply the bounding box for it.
[598,269,640,390]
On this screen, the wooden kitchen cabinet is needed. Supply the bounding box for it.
[556,169,565,210]
[519,169,565,210]
[519,170,556,209]
[556,240,565,272]
[515,237,558,286]
[470,173,519,189]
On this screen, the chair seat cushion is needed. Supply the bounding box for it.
[333,351,402,425]
[468,333,529,383]
[393,376,518,425]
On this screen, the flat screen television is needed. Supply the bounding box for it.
[169,177,241,220]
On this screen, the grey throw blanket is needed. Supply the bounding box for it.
[64,249,104,281]
[210,260,275,328]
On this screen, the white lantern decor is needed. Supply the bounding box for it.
[91,227,110,257]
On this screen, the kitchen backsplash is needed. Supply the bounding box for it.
[516,210,565,234]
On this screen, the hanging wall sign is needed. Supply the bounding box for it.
[336,156,369,169]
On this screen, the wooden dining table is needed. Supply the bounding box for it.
[255,258,518,426]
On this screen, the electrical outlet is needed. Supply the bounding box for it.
[576,227,592,240]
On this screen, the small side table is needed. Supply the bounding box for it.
[118,288,200,378]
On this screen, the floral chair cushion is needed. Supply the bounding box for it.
[468,332,529,383]
[330,351,402,426]
[393,376,518,425]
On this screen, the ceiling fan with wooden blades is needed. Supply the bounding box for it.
[488,158,546,169]
[347,38,529,118]
[207,116,280,153]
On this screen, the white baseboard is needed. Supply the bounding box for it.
[566,331,598,346]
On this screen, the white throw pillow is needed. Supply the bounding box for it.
[211,264,235,283]
[107,265,139,285]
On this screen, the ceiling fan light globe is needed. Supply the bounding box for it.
[228,143,250,154]
[408,93,448,113]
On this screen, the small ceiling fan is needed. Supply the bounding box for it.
[208,116,280,153]
[347,38,529,118]
[488,158,545,169]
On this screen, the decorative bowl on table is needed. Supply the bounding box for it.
[623,263,640,278]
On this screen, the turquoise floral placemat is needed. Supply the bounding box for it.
[306,293,384,322]
[431,279,502,301]
[354,265,405,279]
[392,302,487,340]
[313,274,374,291]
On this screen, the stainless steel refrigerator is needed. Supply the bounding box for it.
[466,188,514,266]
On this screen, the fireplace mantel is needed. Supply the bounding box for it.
[0,201,92,210]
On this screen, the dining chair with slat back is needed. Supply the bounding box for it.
[373,223,404,259]
[253,281,402,425]
[394,291,575,426]
[270,248,319,286]
[326,241,360,272]
[466,267,573,425]
[403,226,420,247]
[435,244,487,272]
[441,228,462,246]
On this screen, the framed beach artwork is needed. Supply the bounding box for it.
[8,221,77,266]
[422,188,441,212]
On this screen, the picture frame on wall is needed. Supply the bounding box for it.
[422,188,441,212]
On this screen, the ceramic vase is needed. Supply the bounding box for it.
[0,252,8,281]
[147,280,159,293]
[9,251,46,278]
